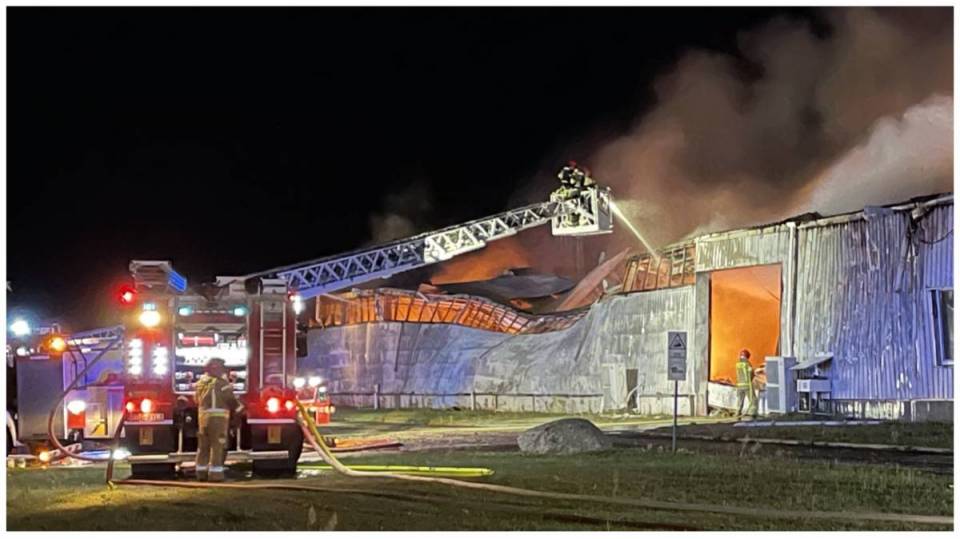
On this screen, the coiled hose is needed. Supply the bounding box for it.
[46,337,125,463]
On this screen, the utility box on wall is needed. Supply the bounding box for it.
[764,356,797,414]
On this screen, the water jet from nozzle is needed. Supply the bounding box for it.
[610,201,661,261]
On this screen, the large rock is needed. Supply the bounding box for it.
[517,418,612,455]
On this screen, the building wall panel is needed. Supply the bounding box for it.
[793,203,953,402]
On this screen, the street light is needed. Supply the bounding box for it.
[9,319,30,337]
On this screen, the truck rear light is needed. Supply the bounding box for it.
[140,399,154,414]
[284,399,295,411]
[125,401,135,413]
[266,397,281,414]
[67,399,87,429]
[66,399,86,415]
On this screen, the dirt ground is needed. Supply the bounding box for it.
[6,411,954,531]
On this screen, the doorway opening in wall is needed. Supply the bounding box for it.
[709,264,781,386]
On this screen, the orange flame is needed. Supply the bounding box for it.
[430,237,533,284]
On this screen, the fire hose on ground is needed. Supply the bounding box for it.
[42,346,952,526]
[109,401,954,526]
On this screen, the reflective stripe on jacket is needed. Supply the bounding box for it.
[195,374,238,415]
[735,360,753,390]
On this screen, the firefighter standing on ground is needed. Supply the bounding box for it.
[735,349,758,418]
[194,357,242,481]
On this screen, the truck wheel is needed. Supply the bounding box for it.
[130,463,176,478]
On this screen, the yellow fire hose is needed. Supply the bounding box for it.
[99,402,954,526]
[297,464,493,477]
[104,401,495,486]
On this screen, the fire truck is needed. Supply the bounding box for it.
[54,166,613,477]
[119,264,306,476]
[9,324,125,457]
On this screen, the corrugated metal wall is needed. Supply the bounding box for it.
[583,287,697,414]
[305,286,696,413]
[793,202,953,401]
[695,225,793,272]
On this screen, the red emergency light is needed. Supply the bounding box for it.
[118,285,137,306]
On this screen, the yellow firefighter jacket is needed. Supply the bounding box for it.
[735,360,754,390]
[195,374,240,418]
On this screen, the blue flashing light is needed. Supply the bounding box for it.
[233,305,249,317]
[168,270,188,293]
[142,302,157,311]
[178,305,194,317]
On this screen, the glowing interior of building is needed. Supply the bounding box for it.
[709,264,782,385]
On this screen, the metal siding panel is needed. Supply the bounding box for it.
[793,203,953,402]
[695,226,792,272]
[587,287,696,413]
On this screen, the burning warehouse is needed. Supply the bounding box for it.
[302,193,953,421]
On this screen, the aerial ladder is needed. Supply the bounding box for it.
[242,169,614,300]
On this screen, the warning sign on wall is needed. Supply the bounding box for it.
[667,331,687,381]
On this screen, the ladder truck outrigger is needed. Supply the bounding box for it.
[115,165,613,478]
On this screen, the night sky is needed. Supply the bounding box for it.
[8,7,819,330]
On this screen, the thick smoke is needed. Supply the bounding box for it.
[368,181,434,243]
[593,8,953,248]
[797,95,953,215]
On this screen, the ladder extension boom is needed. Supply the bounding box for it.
[251,187,613,300]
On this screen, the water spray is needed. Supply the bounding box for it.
[610,200,661,261]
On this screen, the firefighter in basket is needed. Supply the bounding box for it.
[554,161,593,226]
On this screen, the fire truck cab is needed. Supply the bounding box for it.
[121,261,303,477]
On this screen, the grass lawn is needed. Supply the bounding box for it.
[7,445,953,531]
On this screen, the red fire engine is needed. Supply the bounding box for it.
[120,261,303,477]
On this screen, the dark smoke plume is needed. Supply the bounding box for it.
[593,7,952,248]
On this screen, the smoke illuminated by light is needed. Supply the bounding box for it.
[610,200,660,260]
[591,8,952,248]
